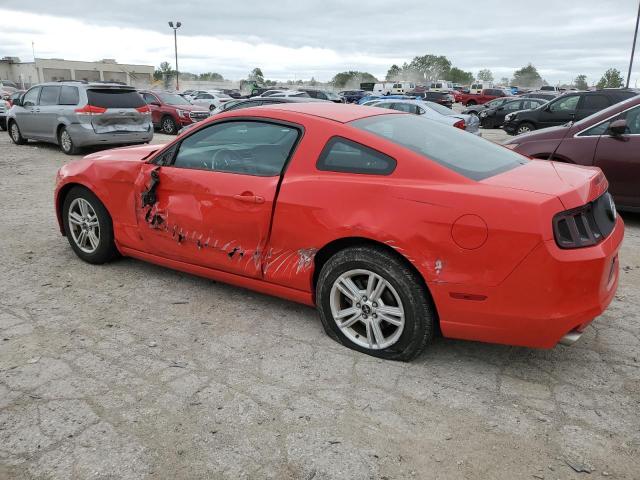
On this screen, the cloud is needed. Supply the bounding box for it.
[0,1,638,85]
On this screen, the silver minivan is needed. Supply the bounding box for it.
[7,81,153,154]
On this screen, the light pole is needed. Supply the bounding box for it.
[627,0,640,88]
[168,21,181,91]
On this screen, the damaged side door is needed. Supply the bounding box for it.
[133,119,301,278]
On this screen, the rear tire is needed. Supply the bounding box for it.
[62,186,118,264]
[9,121,26,145]
[160,116,177,135]
[59,127,80,155]
[316,246,435,361]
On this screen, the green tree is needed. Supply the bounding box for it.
[500,77,510,85]
[574,74,588,90]
[198,72,224,81]
[407,54,451,82]
[330,71,378,88]
[249,67,265,84]
[448,67,474,84]
[386,64,402,80]
[596,68,624,88]
[477,69,494,82]
[153,61,174,81]
[512,63,543,88]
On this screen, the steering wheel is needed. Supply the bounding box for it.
[210,149,242,171]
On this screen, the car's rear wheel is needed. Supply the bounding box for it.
[516,122,535,135]
[161,116,177,135]
[62,186,117,264]
[316,246,435,361]
[59,127,80,155]
[9,121,26,145]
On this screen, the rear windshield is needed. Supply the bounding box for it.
[87,89,145,108]
[351,115,527,180]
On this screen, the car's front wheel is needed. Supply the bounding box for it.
[516,122,535,135]
[62,186,118,264]
[161,116,177,135]
[317,246,435,361]
[9,121,26,145]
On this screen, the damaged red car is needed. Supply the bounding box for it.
[54,103,623,360]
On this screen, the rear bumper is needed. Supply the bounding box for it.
[67,123,153,147]
[432,217,624,348]
[502,121,518,135]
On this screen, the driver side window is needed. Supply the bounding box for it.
[549,95,579,112]
[172,121,300,177]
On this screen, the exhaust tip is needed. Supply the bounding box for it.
[560,329,583,346]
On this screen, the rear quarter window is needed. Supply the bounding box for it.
[351,115,526,180]
[59,86,79,105]
[317,137,396,175]
[87,89,145,108]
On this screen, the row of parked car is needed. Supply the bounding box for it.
[3,79,638,209]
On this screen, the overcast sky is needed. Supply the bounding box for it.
[0,1,639,85]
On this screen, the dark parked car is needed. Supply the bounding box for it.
[339,90,368,103]
[222,89,242,99]
[408,91,454,108]
[298,89,344,103]
[461,96,519,116]
[504,89,638,135]
[479,98,547,128]
[503,95,640,211]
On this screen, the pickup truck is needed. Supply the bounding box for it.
[457,88,509,106]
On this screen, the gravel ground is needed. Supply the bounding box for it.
[0,126,639,480]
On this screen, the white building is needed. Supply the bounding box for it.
[0,57,154,88]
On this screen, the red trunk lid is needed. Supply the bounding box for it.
[483,159,608,209]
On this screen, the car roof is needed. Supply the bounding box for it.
[247,102,399,123]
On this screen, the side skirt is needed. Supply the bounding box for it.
[118,245,316,307]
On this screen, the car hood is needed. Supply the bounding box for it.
[483,159,607,209]
[83,143,164,162]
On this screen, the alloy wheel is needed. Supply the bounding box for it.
[10,123,20,142]
[162,117,175,134]
[60,130,72,152]
[517,124,532,134]
[68,198,100,254]
[329,269,405,350]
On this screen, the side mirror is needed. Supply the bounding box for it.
[497,106,504,111]
[609,119,628,137]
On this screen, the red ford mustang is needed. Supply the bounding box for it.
[54,103,623,360]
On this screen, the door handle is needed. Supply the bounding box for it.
[233,193,264,204]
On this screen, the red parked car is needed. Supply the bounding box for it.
[54,103,622,360]
[139,90,209,135]
[504,95,640,211]
[458,88,510,106]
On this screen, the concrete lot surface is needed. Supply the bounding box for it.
[1,129,639,479]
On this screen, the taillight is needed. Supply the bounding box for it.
[136,105,151,113]
[453,119,466,130]
[74,105,107,115]
[553,193,616,249]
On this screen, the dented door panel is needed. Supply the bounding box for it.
[134,163,279,278]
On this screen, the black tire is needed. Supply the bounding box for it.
[316,246,435,361]
[160,116,178,135]
[8,120,26,145]
[516,122,535,135]
[0,119,6,131]
[58,127,80,155]
[62,186,118,264]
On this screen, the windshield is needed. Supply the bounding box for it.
[158,93,191,105]
[422,101,453,116]
[351,115,527,180]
